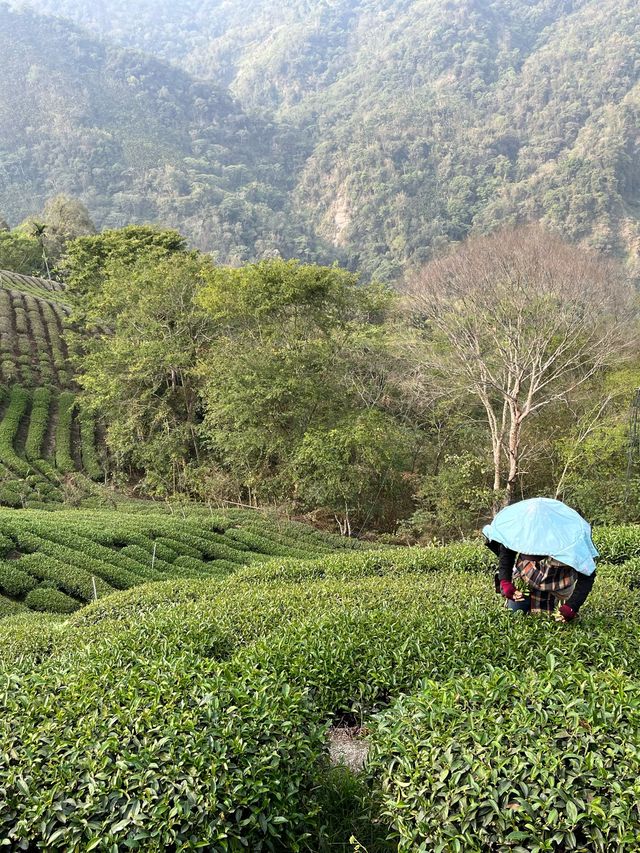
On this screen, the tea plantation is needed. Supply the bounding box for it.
[0,270,72,388]
[1,524,639,850]
[0,506,361,617]
[0,270,639,850]
[0,269,107,508]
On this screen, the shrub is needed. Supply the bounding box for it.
[79,408,102,480]
[207,559,240,575]
[0,561,37,597]
[0,612,65,668]
[17,553,113,602]
[593,525,640,564]
[0,483,23,508]
[1,561,639,848]
[173,555,211,574]
[119,545,175,576]
[24,587,80,614]
[139,540,180,563]
[367,667,640,852]
[25,386,52,461]
[226,527,317,558]
[54,392,77,474]
[0,386,32,477]
[156,536,202,561]
[10,530,141,590]
[237,542,493,584]
[0,531,15,557]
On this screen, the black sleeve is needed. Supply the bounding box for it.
[498,544,517,582]
[566,571,596,613]
[484,538,517,583]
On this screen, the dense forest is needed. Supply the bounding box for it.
[4,0,640,279]
[0,5,332,266]
[47,223,637,537]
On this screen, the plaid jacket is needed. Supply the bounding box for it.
[513,556,577,614]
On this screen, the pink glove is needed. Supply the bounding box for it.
[559,603,577,622]
[500,580,516,600]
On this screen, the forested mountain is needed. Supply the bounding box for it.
[4,0,640,279]
[0,5,326,265]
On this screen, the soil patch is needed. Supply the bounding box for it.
[328,726,369,773]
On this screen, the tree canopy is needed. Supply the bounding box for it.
[3,1,640,280]
[64,224,639,535]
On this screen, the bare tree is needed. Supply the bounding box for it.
[404,226,636,507]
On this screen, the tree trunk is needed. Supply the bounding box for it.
[505,413,521,506]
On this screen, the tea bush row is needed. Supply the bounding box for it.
[24,586,81,613]
[0,593,26,618]
[0,386,32,478]
[0,561,37,597]
[40,301,70,382]
[227,526,333,559]
[24,386,51,461]
[1,566,639,849]
[54,391,76,474]
[79,409,102,480]
[236,541,495,584]
[0,387,64,505]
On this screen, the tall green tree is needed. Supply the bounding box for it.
[196,259,411,526]
[42,194,96,258]
[73,250,215,495]
[0,231,45,275]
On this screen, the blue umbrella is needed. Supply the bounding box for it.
[482,497,598,576]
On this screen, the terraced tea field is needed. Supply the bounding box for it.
[0,269,109,508]
[0,384,102,508]
[0,270,72,388]
[0,506,362,616]
[0,524,639,850]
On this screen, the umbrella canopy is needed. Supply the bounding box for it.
[482,497,598,576]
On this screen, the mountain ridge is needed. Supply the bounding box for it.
[3,0,640,279]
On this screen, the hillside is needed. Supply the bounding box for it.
[8,0,640,280]
[0,528,639,847]
[0,5,323,265]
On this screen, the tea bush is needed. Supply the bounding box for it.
[24,386,51,461]
[236,542,493,584]
[79,409,102,481]
[593,525,640,563]
[0,567,639,849]
[367,667,640,852]
[0,386,32,478]
[173,554,211,574]
[0,561,37,596]
[24,586,80,613]
[54,391,76,474]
